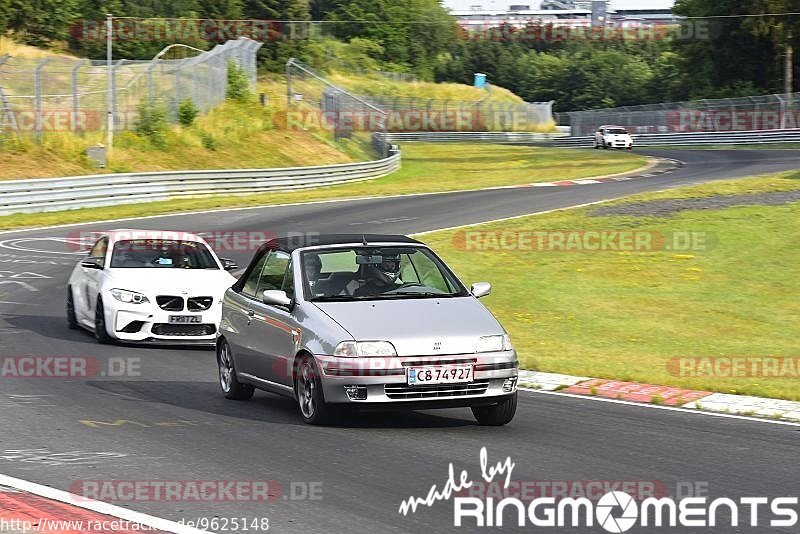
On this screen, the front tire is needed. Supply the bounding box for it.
[472,393,517,426]
[66,287,78,330]
[218,339,254,400]
[295,354,335,425]
[94,298,113,344]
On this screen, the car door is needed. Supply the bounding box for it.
[248,251,301,388]
[76,236,108,322]
[224,250,269,377]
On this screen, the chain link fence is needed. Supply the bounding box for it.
[567,92,800,137]
[286,58,391,158]
[363,95,555,132]
[0,37,262,140]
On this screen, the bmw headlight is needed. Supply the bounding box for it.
[476,334,513,353]
[334,341,397,358]
[110,289,149,304]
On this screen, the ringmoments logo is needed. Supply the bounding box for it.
[397,448,799,531]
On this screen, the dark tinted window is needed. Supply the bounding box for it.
[110,240,218,269]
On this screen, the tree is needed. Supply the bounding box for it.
[317,0,457,78]
[672,0,784,95]
[0,0,11,34]
[8,0,80,45]
[741,0,800,93]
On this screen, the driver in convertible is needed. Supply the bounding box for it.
[355,255,401,297]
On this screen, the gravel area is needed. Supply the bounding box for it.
[590,190,800,218]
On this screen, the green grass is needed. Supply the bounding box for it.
[326,72,524,104]
[648,143,800,150]
[0,144,646,230]
[419,170,800,401]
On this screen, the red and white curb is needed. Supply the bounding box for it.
[518,370,800,423]
[0,475,210,534]
[503,158,683,189]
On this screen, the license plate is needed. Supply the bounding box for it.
[169,315,201,324]
[407,365,473,386]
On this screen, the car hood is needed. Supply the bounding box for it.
[313,297,505,356]
[103,268,236,296]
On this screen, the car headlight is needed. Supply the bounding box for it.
[110,288,149,304]
[476,334,513,353]
[333,341,397,358]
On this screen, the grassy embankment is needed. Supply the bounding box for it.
[0,143,647,229]
[420,172,800,400]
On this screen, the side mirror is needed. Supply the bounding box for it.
[263,289,292,307]
[221,258,238,271]
[80,258,103,270]
[471,282,492,299]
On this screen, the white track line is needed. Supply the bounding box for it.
[522,389,800,428]
[0,159,669,237]
[409,200,612,236]
[0,474,212,534]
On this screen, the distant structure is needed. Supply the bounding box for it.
[452,1,677,30]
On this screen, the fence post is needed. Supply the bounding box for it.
[111,60,124,132]
[286,58,294,109]
[0,55,13,128]
[71,60,89,134]
[34,59,50,143]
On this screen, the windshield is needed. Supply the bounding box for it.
[110,239,219,269]
[302,246,468,301]
[606,128,628,135]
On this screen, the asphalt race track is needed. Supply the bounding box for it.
[0,149,799,533]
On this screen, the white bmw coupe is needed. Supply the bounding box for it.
[67,230,238,345]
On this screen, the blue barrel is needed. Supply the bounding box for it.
[474,73,487,88]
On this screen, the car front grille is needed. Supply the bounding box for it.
[187,296,213,311]
[151,323,216,336]
[385,380,490,400]
[156,295,184,311]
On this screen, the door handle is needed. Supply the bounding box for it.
[247,310,255,317]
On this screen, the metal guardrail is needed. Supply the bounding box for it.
[0,150,401,216]
[552,129,800,148]
[383,132,565,143]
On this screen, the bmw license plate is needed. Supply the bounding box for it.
[169,315,201,324]
[407,365,473,386]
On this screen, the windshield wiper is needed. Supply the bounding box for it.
[379,291,457,298]
[310,295,371,302]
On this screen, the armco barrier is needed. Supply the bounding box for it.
[383,132,564,143]
[552,129,800,148]
[0,150,400,216]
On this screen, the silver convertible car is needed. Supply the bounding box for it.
[216,234,519,425]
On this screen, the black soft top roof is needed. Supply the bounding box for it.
[265,234,423,252]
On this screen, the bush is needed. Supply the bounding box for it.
[134,104,168,148]
[177,99,199,126]
[200,131,217,151]
[226,61,252,103]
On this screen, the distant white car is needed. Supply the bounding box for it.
[67,230,238,345]
[594,125,634,150]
